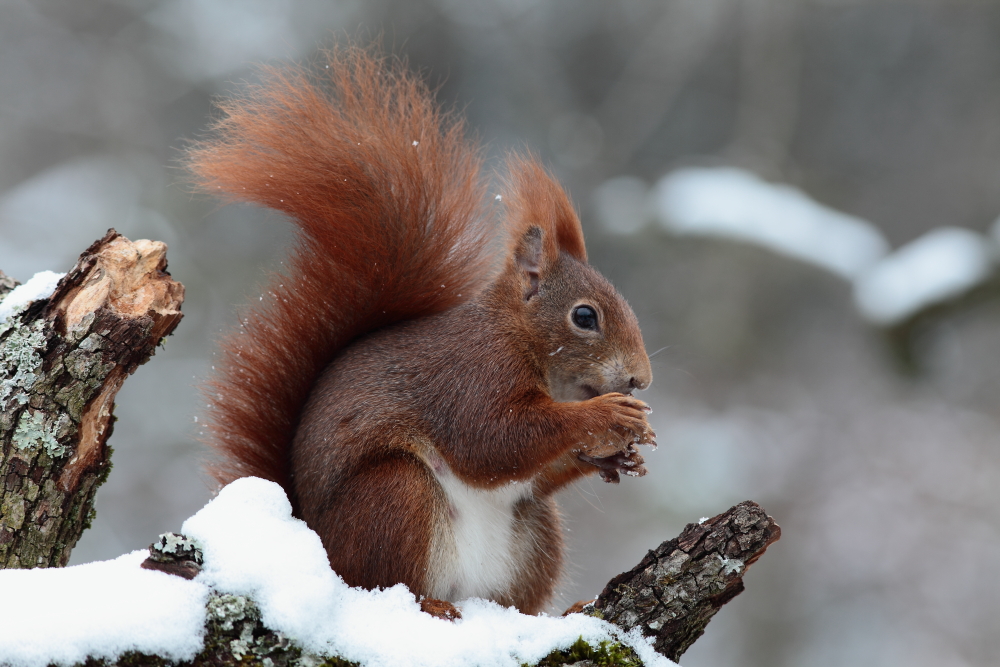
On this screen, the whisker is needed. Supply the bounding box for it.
[649,357,676,370]
[648,345,670,359]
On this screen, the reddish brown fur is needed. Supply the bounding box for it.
[191,47,654,614]
[503,156,587,264]
[188,48,493,493]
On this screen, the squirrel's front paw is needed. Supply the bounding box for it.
[579,392,656,459]
[578,446,647,484]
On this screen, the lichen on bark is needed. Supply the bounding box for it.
[0,229,184,569]
[589,500,781,662]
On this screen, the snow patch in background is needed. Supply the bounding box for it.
[0,270,65,323]
[647,165,1000,326]
[0,477,674,667]
[0,551,208,667]
[652,167,889,280]
[853,227,996,326]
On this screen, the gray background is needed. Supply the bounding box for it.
[2,1,1000,665]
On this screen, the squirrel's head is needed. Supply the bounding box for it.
[497,157,652,402]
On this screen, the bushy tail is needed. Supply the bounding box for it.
[187,47,494,494]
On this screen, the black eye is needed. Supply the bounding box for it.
[572,305,598,330]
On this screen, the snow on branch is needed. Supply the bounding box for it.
[652,167,889,281]
[853,226,996,326]
[1,477,779,667]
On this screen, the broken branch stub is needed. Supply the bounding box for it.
[591,500,781,662]
[0,229,184,569]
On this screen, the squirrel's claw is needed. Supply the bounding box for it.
[578,447,648,483]
[599,468,621,484]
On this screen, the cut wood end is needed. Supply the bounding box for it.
[58,233,185,332]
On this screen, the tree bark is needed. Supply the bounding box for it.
[590,500,781,662]
[0,229,184,569]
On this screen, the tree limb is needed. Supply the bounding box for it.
[0,229,184,569]
[589,500,781,662]
[99,503,779,667]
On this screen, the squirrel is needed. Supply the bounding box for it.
[188,47,655,615]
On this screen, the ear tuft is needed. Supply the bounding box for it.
[502,155,587,265]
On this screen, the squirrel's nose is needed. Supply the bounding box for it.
[629,376,649,392]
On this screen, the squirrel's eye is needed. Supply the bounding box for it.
[571,305,598,330]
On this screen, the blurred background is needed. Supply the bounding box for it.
[2,0,1000,665]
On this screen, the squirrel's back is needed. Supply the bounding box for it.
[187,48,495,493]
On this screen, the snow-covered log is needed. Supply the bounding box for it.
[0,229,184,569]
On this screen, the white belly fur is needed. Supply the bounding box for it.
[425,453,535,602]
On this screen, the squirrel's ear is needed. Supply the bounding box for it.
[514,225,544,301]
[502,154,587,265]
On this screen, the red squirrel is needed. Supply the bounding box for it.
[188,47,655,615]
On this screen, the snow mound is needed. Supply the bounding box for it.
[0,270,65,323]
[0,550,208,667]
[853,227,996,326]
[0,477,674,667]
[652,167,889,280]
